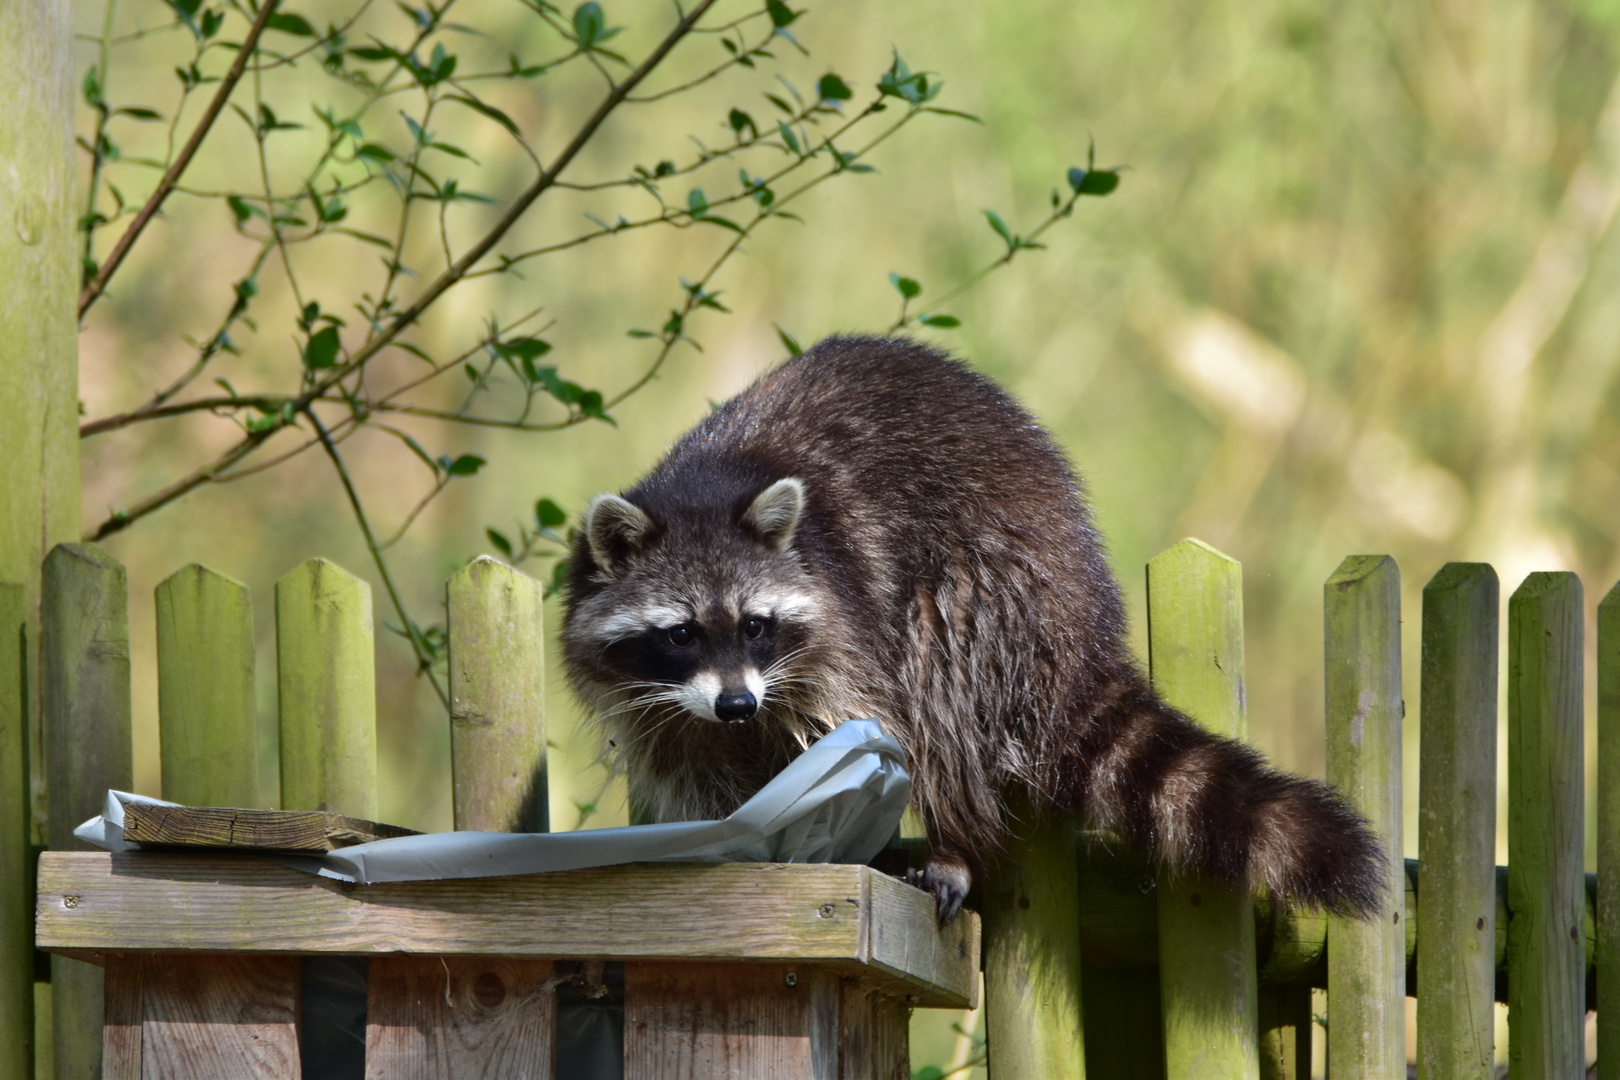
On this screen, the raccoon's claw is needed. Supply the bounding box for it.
[905,856,972,925]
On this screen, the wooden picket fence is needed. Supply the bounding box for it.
[3,536,1618,1078]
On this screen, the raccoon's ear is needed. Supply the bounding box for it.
[584,494,654,573]
[743,477,806,552]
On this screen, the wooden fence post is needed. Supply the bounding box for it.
[0,584,30,1080]
[1415,563,1498,1080]
[445,557,546,832]
[1594,582,1620,1080]
[156,565,259,807]
[1148,538,1259,1080]
[42,544,132,1080]
[983,797,1086,1080]
[366,557,553,1076]
[1324,554,1405,1078]
[1507,572,1585,1077]
[276,558,377,818]
[1600,580,1620,1080]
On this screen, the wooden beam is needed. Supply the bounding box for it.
[35,853,979,1008]
[0,584,30,1080]
[119,798,418,851]
[366,956,554,1079]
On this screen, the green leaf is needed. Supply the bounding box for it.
[728,108,757,138]
[918,313,960,329]
[496,337,552,362]
[486,528,513,557]
[1069,166,1121,197]
[303,325,341,369]
[572,1,620,47]
[777,122,801,155]
[357,143,396,163]
[912,1068,946,1080]
[448,95,519,137]
[576,390,615,425]
[923,107,982,123]
[535,498,566,528]
[227,195,257,223]
[775,324,802,356]
[115,106,165,121]
[888,272,921,299]
[447,454,486,476]
[765,0,800,28]
[982,209,1014,247]
[333,227,395,248]
[687,188,708,217]
[265,12,316,35]
[626,328,655,338]
[817,73,852,101]
[349,44,398,61]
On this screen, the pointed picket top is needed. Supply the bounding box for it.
[275,558,376,819]
[156,564,258,808]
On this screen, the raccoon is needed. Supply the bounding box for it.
[561,335,1381,922]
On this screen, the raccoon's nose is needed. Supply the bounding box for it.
[714,690,757,722]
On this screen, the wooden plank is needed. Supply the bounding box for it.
[42,542,132,1080]
[1507,571,1586,1078]
[119,799,417,851]
[1323,554,1405,1077]
[839,982,910,1080]
[35,854,977,1006]
[155,564,259,808]
[365,956,553,1079]
[0,583,30,1080]
[1416,563,1498,1080]
[276,558,377,818]
[447,557,547,833]
[1600,579,1620,1080]
[624,963,838,1080]
[101,954,144,1080]
[138,955,301,1078]
[982,800,1085,1079]
[1147,538,1258,1080]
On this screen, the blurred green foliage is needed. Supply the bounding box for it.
[72,1,1620,1072]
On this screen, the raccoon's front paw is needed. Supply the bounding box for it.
[905,855,972,925]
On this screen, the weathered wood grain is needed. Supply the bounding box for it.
[42,542,133,1080]
[140,955,300,1079]
[624,963,839,1080]
[1416,563,1499,1080]
[1600,579,1620,1080]
[0,583,30,1080]
[35,854,977,1007]
[447,558,547,833]
[839,981,910,1080]
[1148,538,1258,1080]
[982,799,1085,1080]
[1324,554,1406,1078]
[119,799,418,850]
[366,956,554,1079]
[155,564,259,808]
[276,558,377,818]
[1507,571,1585,1078]
[101,953,145,1080]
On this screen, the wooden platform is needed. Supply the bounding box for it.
[36,852,980,1079]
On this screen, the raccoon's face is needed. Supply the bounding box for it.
[564,478,828,729]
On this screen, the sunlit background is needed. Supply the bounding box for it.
[71,0,1620,1072]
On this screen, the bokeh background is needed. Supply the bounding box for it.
[72,0,1620,1072]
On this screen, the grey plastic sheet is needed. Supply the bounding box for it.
[74,719,910,882]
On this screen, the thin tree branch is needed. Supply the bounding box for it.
[78,0,281,317]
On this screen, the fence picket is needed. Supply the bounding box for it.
[0,583,29,1080]
[1507,571,1585,1077]
[41,543,133,1080]
[1324,554,1405,1077]
[445,557,546,833]
[1601,581,1620,1080]
[156,565,258,807]
[1416,563,1499,1080]
[275,558,377,817]
[1147,538,1259,1080]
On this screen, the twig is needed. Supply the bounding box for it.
[78,0,281,317]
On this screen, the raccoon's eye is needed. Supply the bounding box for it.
[668,624,695,647]
[744,617,766,640]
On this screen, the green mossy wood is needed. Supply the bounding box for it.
[982,794,1086,1080]
[1324,554,1406,1078]
[1507,572,1585,1078]
[1416,564,1499,1080]
[447,557,547,833]
[0,585,30,1080]
[1600,581,1620,1080]
[42,544,133,1080]
[1147,538,1260,1080]
[275,559,378,818]
[156,565,259,808]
